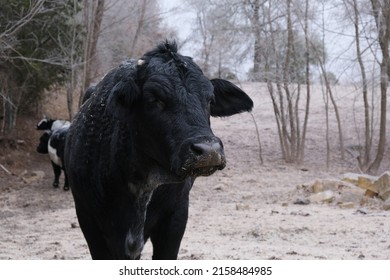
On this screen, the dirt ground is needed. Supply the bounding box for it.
[1,82,390,260]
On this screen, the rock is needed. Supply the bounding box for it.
[309,190,335,203]
[383,197,390,211]
[236,203,250,210]
[374,172,390,201]
[290,211,310,216]
[338,202,355,209]
[21,170,45,184]
[311,179,343,193]
[358,175,378,194]
[364,189,377,198]
[338,186,365,203]
[53,250,64,260]
[341,172,390,199]
[342,173,378,194]
[312,180,324,193]
[293,197,310,205]
[32,170,45,179]
[355,208,368,215]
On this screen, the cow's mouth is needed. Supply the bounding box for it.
[185,165,225,177]
[178,153,226,178]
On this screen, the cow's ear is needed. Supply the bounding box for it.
[107,79,140,119]
[210,79,253,117]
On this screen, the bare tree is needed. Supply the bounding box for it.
[65,0,83,120]
[98,0,175,70]
[340,0,389,173]
[78,0,105,108]
[185,0,254,79]
[128,0,148,58]
[260,0,316,164]
[245,0,267,80]
[184,0,216,75]
[349,0,372,168]
[299,0,311,163]
[318,57,345,162]
[366,0,390,173]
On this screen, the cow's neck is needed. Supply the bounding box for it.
[127,164,184,197]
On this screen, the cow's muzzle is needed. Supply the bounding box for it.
[177,137,226,178]
[125,234,144,260]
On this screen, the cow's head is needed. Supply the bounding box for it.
[105,41,253,259]
[37,132,51,154]
[108,41,253,183]
[36,117,54,131]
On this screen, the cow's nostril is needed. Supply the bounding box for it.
[191,143,209,156]
[191,142,223,157]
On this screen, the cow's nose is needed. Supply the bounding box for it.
[190,140,226,168]
[175,137,226,177]
[191,142,223,157]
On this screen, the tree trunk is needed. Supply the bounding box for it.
[252,0,261,80]
[367,0,390,174]
[352,0,371,168]
[283,0,296,163]
[298,0,311,164]
[129,0,147,58]
[79,0,105,108]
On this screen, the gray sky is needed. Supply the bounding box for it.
[159,0,252,79]
[160,0,193,45]
[158,0,379,84]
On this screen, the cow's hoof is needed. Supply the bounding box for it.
[63,186,70,191]
[53,182,59,188]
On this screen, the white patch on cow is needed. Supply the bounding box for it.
[137,59,145,66]
[37,119,47,127]
[48,139,62,167]
[51,120,70,131]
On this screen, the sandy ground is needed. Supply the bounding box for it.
[1,82,390,260]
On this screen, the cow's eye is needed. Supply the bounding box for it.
[154,98,165,110]
[146,92,165,110]
[205,98,213,115]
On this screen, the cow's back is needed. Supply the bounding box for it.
[65,62,137,206]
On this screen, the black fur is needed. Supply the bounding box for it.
[81,85,96,104]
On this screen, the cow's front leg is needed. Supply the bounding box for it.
[150,205,189,260]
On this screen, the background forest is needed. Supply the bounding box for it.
[0,0,389,174]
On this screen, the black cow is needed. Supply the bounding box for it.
[64,41,253,260]
[37,127,69,191]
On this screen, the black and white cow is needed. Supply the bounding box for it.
[36,117,70,132]
[37,127,69,191]
[65,41,253,260]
